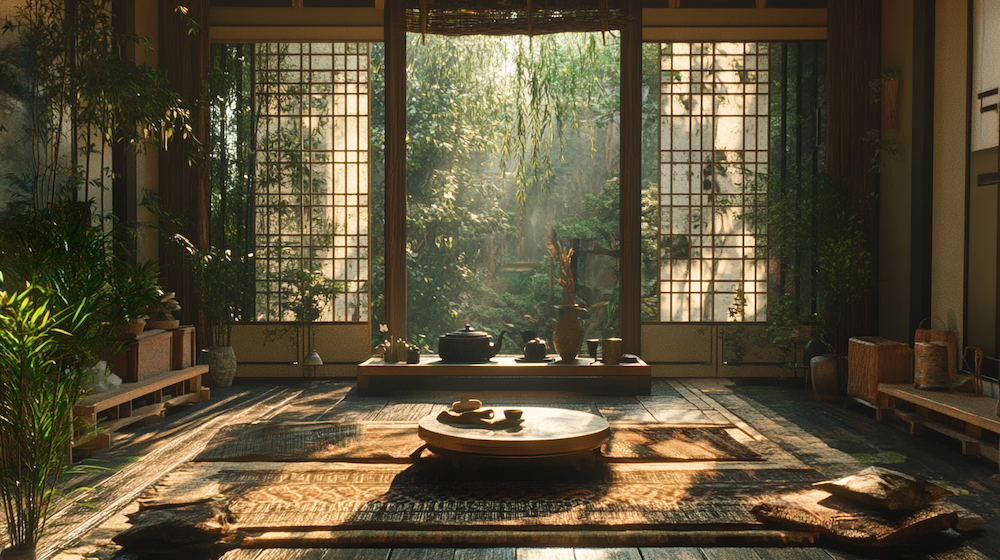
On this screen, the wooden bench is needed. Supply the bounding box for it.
[358,355,651,395]
[73,365,210,450]
[877,383,1000,470]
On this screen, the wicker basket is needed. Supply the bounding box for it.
[847,337,913,407]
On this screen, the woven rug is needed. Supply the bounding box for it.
[194,421,760,463]
[150,461,821,533]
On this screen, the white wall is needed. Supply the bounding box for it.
[879,0,914,345]
[971,0,999,151]
[931,0,969,348]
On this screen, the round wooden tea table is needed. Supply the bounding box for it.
[417,406,610,472]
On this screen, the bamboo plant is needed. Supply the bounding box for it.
[0,277,104,557]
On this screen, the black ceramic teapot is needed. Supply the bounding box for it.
[438,324,506,363]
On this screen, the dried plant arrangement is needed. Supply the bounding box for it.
[545,227,575,305]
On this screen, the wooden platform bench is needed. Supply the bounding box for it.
[73,365,210,451]
[358,355,652,395]
[877,383,1000,470]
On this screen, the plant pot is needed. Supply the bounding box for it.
[0,544,36,560]
[145,318,180,330]
[204,346,237,388]
[115,317,146,338]
[810,354,846,402]
[553,304,585,363]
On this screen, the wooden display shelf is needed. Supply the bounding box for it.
[105,328,174,382]
[73,365,210,451]
[877,383,1000,470]
[358,355,651,395]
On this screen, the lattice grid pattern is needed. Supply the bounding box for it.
[657,42,770,323]
[254,43,370,322]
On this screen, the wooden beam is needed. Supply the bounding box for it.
[824,0,882,352]
[620,0,642,357]
[911,0,935,346]
[158,0,211,347]
[384,0,407,342]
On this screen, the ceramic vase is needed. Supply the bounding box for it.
[0,544,36,560]
[205,346,237,388]
[810,354,845,402]
[553,304,584,363]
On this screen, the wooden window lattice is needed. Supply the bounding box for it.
[254,43,370,323]
[657,42,770,323]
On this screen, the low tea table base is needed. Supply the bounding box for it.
[357,355,651,395]
[417,406,611,472]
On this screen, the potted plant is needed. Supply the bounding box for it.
[280,267,344,375]
[0,279,107,559]
[740,172,872,396]
[178,238,242,388]
[104,258,163,337]
[0,201,121,559]
[281,268,343,324]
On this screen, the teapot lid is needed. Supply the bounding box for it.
[444,324,489,338]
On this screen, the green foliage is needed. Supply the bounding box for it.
[396,33,624,350]
[0,277,102,550]
[103,257,161,324]
[209,37,629,350]
[0,199,152,336]
[207,44,256,323]
[740,172,872,350]
[173,235,244,347]
[0,0,195,209]
[280,268,344,323]
[862,129,899,174]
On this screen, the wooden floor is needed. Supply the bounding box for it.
[41,377,1000,560]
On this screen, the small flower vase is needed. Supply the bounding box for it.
[406,343,421,364]
[381,337,407,363]
[382,340,398,363]
[553,304,585,363]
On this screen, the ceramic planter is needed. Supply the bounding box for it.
[204,346,237,388]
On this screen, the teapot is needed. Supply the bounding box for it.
[523,337,548,361]
[438,324,506,363]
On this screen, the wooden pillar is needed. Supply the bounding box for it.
[158,0,210,345]
[385,0,408,341]
[620,0,642,356]
[112,0,137,245]
[826,0,882,352]
[912,0,935,345]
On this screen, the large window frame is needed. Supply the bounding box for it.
[207,3,827,357]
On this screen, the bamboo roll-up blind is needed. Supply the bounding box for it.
[404,0,629,36]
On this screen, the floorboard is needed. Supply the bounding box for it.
[514,549,576,560]
[638,548,706,560]
[700,548,762,560]
[453,549,515,560]
[572,547,643,559]
[43,377,1000,560]
[42,386,303,559]
[596,402,658,422]
[389,548,456,560]
[752,547,835,559]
